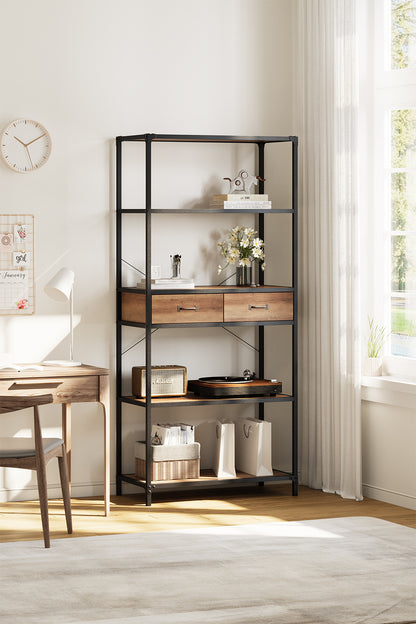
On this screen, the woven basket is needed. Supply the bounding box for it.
[135,457,200,481]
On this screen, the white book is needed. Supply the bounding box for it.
[223,200,272,210]
[138,278,195,289]
[0,363,44,372]
[212,194,269,202]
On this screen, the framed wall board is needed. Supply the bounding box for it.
[0,214,34,315]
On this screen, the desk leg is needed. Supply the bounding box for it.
[62,403,72,490]
[99,375,110,516]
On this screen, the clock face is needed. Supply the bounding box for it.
[0,119,52,173]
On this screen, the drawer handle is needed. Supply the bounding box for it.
[248,304,269,310]
[177,305,199,312]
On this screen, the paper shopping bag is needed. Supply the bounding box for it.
[214,420,236,479]
[235,417,273,476]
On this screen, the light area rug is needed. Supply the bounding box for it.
[0,517,415,624]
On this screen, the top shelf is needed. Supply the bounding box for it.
[116,133,298,145]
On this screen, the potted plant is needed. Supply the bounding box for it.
[218,226,265,286]
[364,317,389,376]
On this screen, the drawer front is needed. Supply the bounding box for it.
[152,294,223,324]
[122,292,146,323]
[122,293,223,324]
[2,376,99,404]
[223,292,293,322]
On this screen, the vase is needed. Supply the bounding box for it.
[236,266,252,286]
[363,357,383,376]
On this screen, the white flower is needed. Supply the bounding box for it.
[239,258,251,267]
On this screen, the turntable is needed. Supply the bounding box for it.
[188,376,282,398]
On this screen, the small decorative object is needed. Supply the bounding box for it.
[363,316,389,376]
[218,226,265,286]
[224,169,265,194]
[223,169,265,194]
[170,253,181,278]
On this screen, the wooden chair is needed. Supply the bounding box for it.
[0,393,72,548]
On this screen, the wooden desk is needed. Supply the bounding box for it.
[0,364,110,516]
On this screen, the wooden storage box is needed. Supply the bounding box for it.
[134,441,200,481]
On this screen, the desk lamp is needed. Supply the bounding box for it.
[43,268,82,366]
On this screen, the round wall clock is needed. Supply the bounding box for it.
[0,119,52,173]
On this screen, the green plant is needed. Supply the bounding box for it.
[367,317,390,358]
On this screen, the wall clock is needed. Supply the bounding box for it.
[0,119,52,173]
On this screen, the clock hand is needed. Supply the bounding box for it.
[14,136,28,147]
[25,146,34,169]
[26,132,47,146]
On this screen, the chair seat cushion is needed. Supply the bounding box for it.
[0,438,64,458]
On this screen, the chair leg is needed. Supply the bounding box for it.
[34,405,50,548]
[58,445,73,534]
[36,449,50,548]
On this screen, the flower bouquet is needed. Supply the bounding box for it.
[218,226,265,285]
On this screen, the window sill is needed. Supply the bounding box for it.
[361,375,416,409]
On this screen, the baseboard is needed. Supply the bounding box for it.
[0,481,114,503]
[363,483,416,511]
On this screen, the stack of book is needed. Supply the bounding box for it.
[138,277,195,289]
[151,423,195,445]
[210,194,272,210]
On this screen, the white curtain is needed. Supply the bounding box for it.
[296,0,362,499]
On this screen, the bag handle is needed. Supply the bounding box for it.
[243,423,252,438]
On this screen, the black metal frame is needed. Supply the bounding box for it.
[116,133,298,506]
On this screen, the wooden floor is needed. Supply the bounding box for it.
[0,484,415,543]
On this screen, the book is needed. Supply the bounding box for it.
[0,363,44,372]
[138,278,195,289]
[212,194,268,202]
[210,200,272,210]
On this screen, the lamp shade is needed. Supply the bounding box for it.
[43,267,81,367]
[44,268,74,302]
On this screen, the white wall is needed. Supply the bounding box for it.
[0,0,294,500]
[362,398,416,511]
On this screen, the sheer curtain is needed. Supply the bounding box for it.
[296,0,362,499]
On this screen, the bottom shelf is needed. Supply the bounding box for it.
[121,468,294,490]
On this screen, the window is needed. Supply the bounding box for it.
[368,0,416,365]
[390,107,416,357]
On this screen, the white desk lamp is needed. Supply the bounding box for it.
[43,268,82,366]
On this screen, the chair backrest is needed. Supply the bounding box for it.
[0,393,54,415]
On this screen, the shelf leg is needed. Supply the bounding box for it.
[145,483,152,506]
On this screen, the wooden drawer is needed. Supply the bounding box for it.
[122,292,223,324]
[223,292,293,322]
[1,376,99,404]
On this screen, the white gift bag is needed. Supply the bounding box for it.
[214,420,236,479]
[235,417,273,476]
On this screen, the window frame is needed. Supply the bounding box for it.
[363,0,416,377]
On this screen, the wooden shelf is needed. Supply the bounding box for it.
[121,468,293,490]
[122,393,293,408]
[120,285,294,294]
